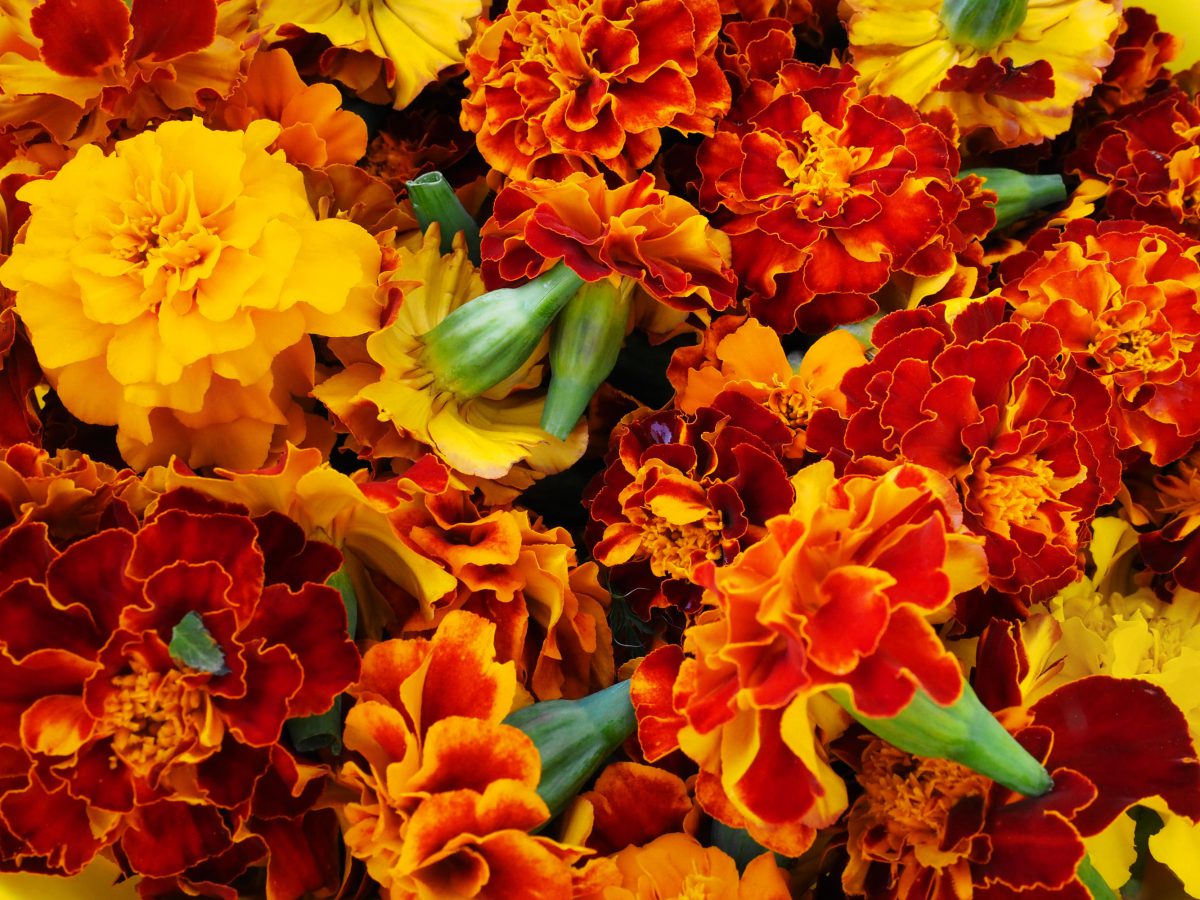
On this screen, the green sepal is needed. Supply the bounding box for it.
[406,171,482,265]
[832,680,1053,797]
[939,0,1029,50]
[285,567,360,755]
[419,261,586,399]
[169,611,230,676]
[963,167,1066,230]
[1077,854,1118,900]
[503,680,636,819]
[540,277,633,439]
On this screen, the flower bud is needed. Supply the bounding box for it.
[963,167,1066,229]
[833,680,1053,797]
[503,680,636,818]
[939,0,1029,51]
[406,170,482,264]
[419,261,585,399]
[541,277,633,439]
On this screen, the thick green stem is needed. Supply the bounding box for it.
[963,167,1066,230]
[503,680,636,819]
[406,171,482,264]
[939,0,1029,50]
[1077,854,1118,900]
[420,262,586,399]
[541,277,633,439]
[833,681,1053,797]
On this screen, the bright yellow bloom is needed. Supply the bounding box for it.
[258,0,485,109]
[841,0,1122,146]
[0,119,382,471]
[315,225,586,488]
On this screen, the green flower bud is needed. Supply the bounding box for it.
[939,0,1029,51]
[963,167,1066,230]
[406,171,482,265]
[419,261,586,399]
[833,681,1053,797]
[540,277,633,440]
[503,680,636,819]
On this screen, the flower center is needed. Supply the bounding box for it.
[967,454,1079,539]
[856,741,989,851]
[101,667,207,777]
[676,871,725,900]
[767,381,816,432]
[636,509,725,580]
[780,116,863,218]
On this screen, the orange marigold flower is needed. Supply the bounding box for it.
[205,48,368,168]
[336,610,590,897]
[666,316,865,461]
[631,461,986,854]
[585,401,796,617]
[461,0,730,179]
[1141,448,1200,592]
[0,491,359,894]
[841,622,1200,899]
[697,62,992,333]
[482,172,737,314]
[1001,219,1200,465]
[570,762,694,856]
[0,0,251,151]
[1068,89,1200,237]
[808,296,1121,609]
[840,0,1122,148]
[258,0,486,110]
[0,119,383,471]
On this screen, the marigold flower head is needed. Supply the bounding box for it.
[0,490,359,892]
[1068,88,1200,237]
[0,0,251,151]
[631,461,987,854]
[840,0,1122,147]
[336,610,590,898]
[666,316,865,461]
[809,295,1121,608]
[461,0,730,179]
[258,0,485,110]
[585,401,796,617]
[1001,219,1200,465]
[481,172,737,315]
[0,118,383,471]
[316,225,586,487]
[1091,6,1180,113]
[204,48,368,168]
[697,62,992,333]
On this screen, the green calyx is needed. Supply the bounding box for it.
[963,167,1067,230]
[540,277,634,440]
[419,261,586,399]
[503,680,637,819]
[939,0,1029,51]
[833,680,1053,797]
[406,171,482,265]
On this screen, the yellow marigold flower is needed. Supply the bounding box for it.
[315,225,586,487]
[840,0,1122,146]
[258,0,486,110]
[0,119,382,471]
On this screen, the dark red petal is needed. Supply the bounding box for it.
[127,0,217,61]
[121,800,233,877]
[30,0,131,77]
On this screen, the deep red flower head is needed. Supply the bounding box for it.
[808,296,1121,608]
[696,61,993,333]
[1090,7,1180,114]
[461,0,730,180]
[585,401,795,616]
[1001,219,1200,465]
[0,490,359,894]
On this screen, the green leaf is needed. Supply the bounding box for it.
[169,611,230,676]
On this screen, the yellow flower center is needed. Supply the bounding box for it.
[101,668,206,777]
[967,455,1077,539]
[636,508,725,581]
[767,382,816,432]
[675,871,726,900]
[779,116,864,217]
[1081,590,1188,675]
[857,742,989,850]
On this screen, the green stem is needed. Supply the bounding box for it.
[406,171,482,264]
[1078,854,1119,900]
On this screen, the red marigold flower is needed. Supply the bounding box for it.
[630,462,987,854]
[1090,7,1179,114]
[481,172,737,314]
[1068,90,1200,237]
[697,62,993,333]
[809,296,1121,608]
[1001,219,1200,465]
[461,0,730,180]
[585,401,796,617]
[842,621,1200,899]
[0,491,359,894]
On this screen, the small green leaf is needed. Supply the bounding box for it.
[169,611,230,676]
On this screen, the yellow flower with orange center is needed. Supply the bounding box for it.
[0,119,382,471]
[840,0,1122,147]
